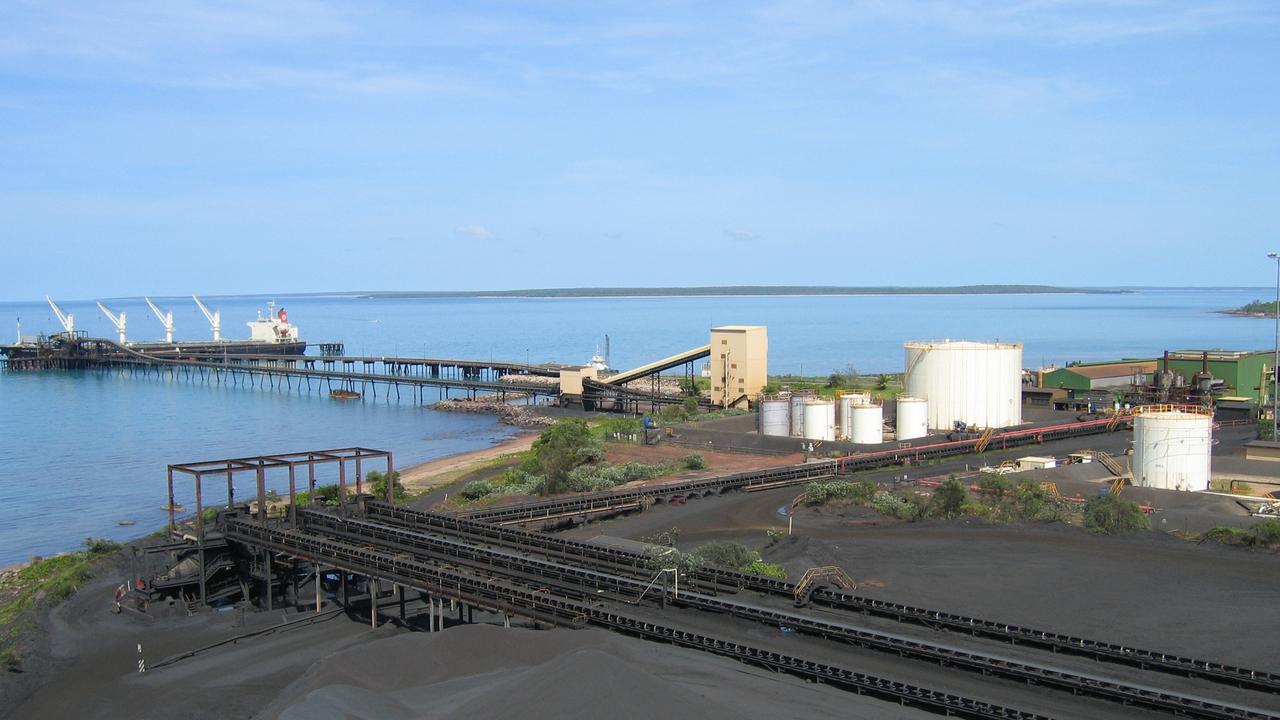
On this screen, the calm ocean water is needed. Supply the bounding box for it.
[0,288,1272,565]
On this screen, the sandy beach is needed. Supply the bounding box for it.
[398,432,538,492]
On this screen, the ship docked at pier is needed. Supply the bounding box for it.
[0,297,308,363]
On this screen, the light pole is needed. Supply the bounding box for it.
[1270,252,1279,440]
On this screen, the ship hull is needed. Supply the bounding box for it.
[130,340,308,357]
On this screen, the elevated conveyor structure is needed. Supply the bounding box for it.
[600,344,711,386]
[143,445,1280,720]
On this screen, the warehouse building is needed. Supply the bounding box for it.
[1039,360,1156,392]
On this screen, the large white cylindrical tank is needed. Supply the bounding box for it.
[801,399,835,441]
[895,397,928,441]
[1132,408,1213,491]
[903,340,1023,430]
[848,403,883,444]
[758,396,791,437]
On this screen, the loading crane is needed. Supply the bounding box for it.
[144,297,174,343]
[45,296,74,334]
[191,295,221,342]
[96,302,127,344]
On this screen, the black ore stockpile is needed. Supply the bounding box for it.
[257,624,930,720]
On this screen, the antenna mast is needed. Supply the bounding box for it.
[96,302,127,344]
[45,296,74,334]
[192,295,221,341]
[145,297,174,343]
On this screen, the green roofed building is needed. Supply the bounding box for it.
[1039,360,1156,392]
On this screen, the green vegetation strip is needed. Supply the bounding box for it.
[1,538,122,670]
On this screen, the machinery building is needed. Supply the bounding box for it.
[709,325,768,408]
[1162,350,1272,405]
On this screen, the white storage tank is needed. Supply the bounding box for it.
[758,396,791,437]
[903,340,1023,430]
[847,403,883,445]
[801,399,836,441]
[1132,406,1213,491]
[895,396,928,441]
[789,392,811,437]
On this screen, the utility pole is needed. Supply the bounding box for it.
[1270,252,1279,440]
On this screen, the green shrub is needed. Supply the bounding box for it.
[926,478,969,519]
[1083,494,1151,534]
[744,561,787,579]
[366,470,407,500]
[1251,519,1280,546]
[806,479,877,505]
[691,541,758,570]
[82,537,122,556]
[959,502,993,521]
[523,420,604,494]
[596,418,643,438]
[460,479,495,500]
[871,491,917,520]
[681,453,707,470]
[976,473,1013,499]
[1201,526,1253,546]
[1010,480,1050,519]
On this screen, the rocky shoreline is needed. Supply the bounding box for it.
[431,398,557,428]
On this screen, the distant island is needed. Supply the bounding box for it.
[1224,299,1278,317]
[354,285,1128,299]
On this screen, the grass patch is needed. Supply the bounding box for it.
[1200,519,1280,549]
[0,538,121,670]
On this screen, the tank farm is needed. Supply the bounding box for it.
[5,323,1277,720]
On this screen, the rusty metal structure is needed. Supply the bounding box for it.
[164,447,393,608]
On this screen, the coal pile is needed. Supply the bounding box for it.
[258,624,927,720]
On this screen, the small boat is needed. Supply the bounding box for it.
[118,520,136,526]
[330,389,361,400]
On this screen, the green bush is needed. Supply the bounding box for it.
[1010,480,1051,519]
[1202,520,1280,548]
[976,473,1013,499]
[806,479,877,505]
[926,478,969,519]
[1252,519,1280,546]
[365,470,407,500]
[522,420,604,494]
[640,527,681,547]
[1201,526,1253,546]
[871,491,917,520]
[691,541,758,570]
[1083,494,1151,534]
[82,537,122,556]
[460,479,495,500]
[744,560,787,579]
[681,453,707,470]
[596,417,643,438]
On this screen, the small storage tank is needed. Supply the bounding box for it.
[801,399,836,441]
[895,396,928,441]
[789,392,811,437]
[1132,407,1213,491]
[904,340,1022,430]
[847,403,883,445]
[758,396,791,437]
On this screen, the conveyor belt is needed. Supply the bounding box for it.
[291,510,1277,720]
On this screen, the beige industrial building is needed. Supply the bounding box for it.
[709,325,768,408]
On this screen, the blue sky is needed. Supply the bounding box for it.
[2,1,1278,300]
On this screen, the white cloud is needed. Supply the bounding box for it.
[455,225,496,240]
